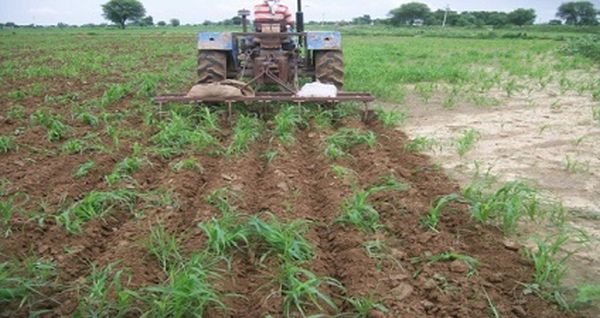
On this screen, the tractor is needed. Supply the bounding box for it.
[155,0,373,111]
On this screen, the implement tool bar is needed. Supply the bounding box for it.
[154,92,375,104]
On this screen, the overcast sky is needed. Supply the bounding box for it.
[1,0,599,26]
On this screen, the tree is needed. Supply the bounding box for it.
[389,2,431,26]
[557,1,598,25]
[352,15,372,25]
[508,8,536,26]
[57,22,69,28]
[140,15,154,26]
[548,19,563,25]
[157,21,166,26]
[102,0,146,29]
[170,18,180,27]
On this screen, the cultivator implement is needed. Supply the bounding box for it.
[154,91,375,117]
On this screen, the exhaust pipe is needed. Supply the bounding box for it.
[296,0,304,32]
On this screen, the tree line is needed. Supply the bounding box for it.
[1,0,599,29]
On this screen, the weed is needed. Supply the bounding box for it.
[362,239,401,269]
[74,160,95,179]
[56,190,138,234]
[0,136,15,154]
[345,296,388,318]
[106,155,146,185]
[146,223,182,271]
[76,262,136,318]
[61,139,85,155]
[248,213,314,263]
[276,261,342,317]
[274,105,304,145]
[463,181,542,234]
[324,128,376,160]
[76,111,100,127]
[375,107,407,128]
[456,129,480,157]
[171,157,203,172]
[404,136,437,153]
[227,115,262,156]
[206,188,237,215]
[420,194,459,232]
[6,105,26,120]
[138,253,225,317]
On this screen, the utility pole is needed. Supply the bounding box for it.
[442,4,450,27]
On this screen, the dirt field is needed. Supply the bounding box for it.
[1,29,598,317]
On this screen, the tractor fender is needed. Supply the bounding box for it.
[306,32,342,50]
[197,32,234,50]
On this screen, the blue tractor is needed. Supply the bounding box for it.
[196,0,344,92]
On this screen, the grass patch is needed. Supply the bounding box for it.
[248,213,314,263]
[375,106,407,128]
[76,262,136,317]
[226,114,262,156]
[274,105,305,145]
[146,223,182,272]
[152,112,218,158]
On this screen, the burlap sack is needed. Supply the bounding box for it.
[186,80,255,99]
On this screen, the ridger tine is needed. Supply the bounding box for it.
[154,0,375,118]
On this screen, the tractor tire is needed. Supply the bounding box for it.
[315,50,344,90]
[197,50,227,84]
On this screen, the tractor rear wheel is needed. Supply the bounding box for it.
[315,50,344,90]
[197,50,227,84]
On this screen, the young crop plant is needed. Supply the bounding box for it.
[171,157,203,172]
[74,160,95,179]
[147,223,182,272]
[313,109,333,129]
[61,139,86,155]
[6,105,26,120]
[137,253,225,317]
[456,128,480,157]
[524,233,572,290]
[248,213,314,263]
[30,109,71,142]
[375,106,407,128]
[205,187,237,215]
[324,128,376,160]
[337,176,407,233]
[55,190,138,234]
[199,211,249,257]
[100,83,131,108]
[276,261,343,317]
[152,112,218,158]
[0,257,57,312]
[105,156,146,185]
[76,262,136,318]
[199,107,221,132]
[573,284,600,310]
[362,239,401,269]
[463,180,543,234]
[345,296,388,318]
[403,136,437,153]
[420,194,459,232]
[226,114,262,156]
[274,105,305,145]
[0,136,15,154]
[76,111,100,127]
[262,149,278,166]
[1,193,27,236]
[564,155,590,173]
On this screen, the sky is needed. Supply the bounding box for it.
[1,0,599,26]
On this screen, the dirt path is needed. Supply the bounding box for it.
[401,88,600,286]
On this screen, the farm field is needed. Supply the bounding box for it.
[1,26,599,317]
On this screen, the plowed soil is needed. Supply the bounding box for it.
[1,110,575,317]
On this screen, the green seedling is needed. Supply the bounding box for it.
[171,157,203,172]
[524,233,572,289]
[146,223,182,271]
[6,105,26,120]
[138,253,225,317]
[227,115,262,156]
[274,105,304,145]
[375,107,407,128]
[456,128,480,157]
[262,149,278,166]
[463,181,542,234]
[420,194,459,232]
[324,128,376,160]
[362,239,401,269]
[276,261,343,317]
[248,213,314,263]
[0,136,15,154]
[0,257,57,311]
[152,112,218,158]
[404,136,437,153]
[74,160,95,179]
[345,296,388,318]
[199,211,249,257]
[55,190,138,234]
[199,107,221,132]
[313,109,333,129]
[1,193,28,236]
[427,252,480,277]
[106,156,146,185]
[76,262,136,318]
